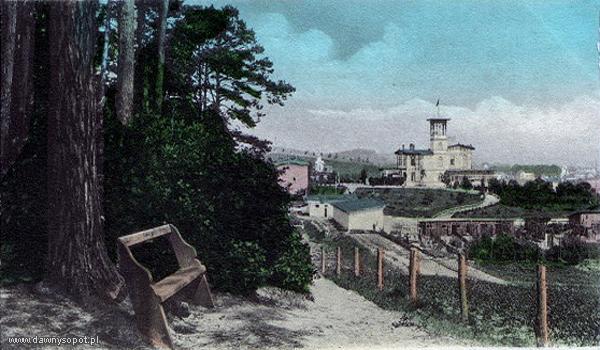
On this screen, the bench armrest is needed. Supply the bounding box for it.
[168,224,198,268]
[118,242,154,285]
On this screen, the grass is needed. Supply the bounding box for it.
[304,222,600,346]
[355,188,482,218]
[452,204,583,219]
[269,153,382,180]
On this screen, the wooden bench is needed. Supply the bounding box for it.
[118,224,215,349]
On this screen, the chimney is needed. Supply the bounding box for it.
[409,143,415,150]
[402,144,405,150]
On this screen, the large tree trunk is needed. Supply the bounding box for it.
[116,0,137,125]
[47,0,124,301]
[154,0,169,111]
[0,1,36,178]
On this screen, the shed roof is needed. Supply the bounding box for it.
[305,194,354,203]
[332,198,385,213]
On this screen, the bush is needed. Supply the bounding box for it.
[469,233,542,263]
[270,231,314,293]
[546,236,600,265]
[218,240,269,294]
[103,108,314,295]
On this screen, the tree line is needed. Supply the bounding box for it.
[487,178,598,211]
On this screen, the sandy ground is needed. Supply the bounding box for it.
[351,233,506,285]
[0,275,465,350]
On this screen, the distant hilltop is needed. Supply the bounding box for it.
[269,147,395,166]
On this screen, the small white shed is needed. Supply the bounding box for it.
[331,198,385,231]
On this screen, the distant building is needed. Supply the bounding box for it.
[516,170,536,185]
[568,210,600,229]
[306,194,350,218]
[311,156,336,184]
[395,117,494,188]
[314,156,326,172]
[276,159,310,196]
[331,198,385,231]
[587,178,600,195]
[418,218,516,240]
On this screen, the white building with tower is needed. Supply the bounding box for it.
[395,117,494,188]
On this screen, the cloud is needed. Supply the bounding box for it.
[250,94,600,166]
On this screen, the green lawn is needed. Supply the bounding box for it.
[355,188,482,218]
[452,204,574,219]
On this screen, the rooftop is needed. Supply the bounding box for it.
[331,198,385,213]
[394,148,434,156]
[448,143,475,150]
[445,169,495,175]
[305,194,355,203]
[569,210,600,216]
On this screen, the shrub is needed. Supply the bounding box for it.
[270,231,314,293]
[469,234,542,263]
[218,240,269,294]
[545,236,600,265]
[103,109,315,295]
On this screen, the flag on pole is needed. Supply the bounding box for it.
[436,99,440,107]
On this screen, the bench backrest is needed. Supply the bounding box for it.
[118,224,199,271]
[118,224,173,247]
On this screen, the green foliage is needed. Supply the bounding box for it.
[167,5,294,128]
[220,240,269,294]
[546,237,600,265]
[309,185,345,195]
[460,176,473,190]
[270,231,314,293]
[490,164,562,177]
[103,108,313,293]
[355,188,481,218]
[469,234,542,263]
[359,168,369,184]
[487,178,598,212]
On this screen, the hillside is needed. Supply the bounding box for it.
[269,153,384,179]
[269,147,395,166]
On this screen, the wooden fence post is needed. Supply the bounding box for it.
[409,247,420,305]
[336,247,341,276]
[537,264,549,347]
[377,248,384,290]
[458,254,469,322]
[321,246,326,275]
[354,247,360,277]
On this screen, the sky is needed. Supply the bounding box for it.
[197,0,600,166]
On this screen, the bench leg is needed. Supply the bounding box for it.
[132,294,174,349]
[189,274,215,308]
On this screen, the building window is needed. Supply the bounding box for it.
[315,204,320,208]
[450,158,455,166]
[293,177,296,181]
[411,156,416,166]
[411,172,416,181]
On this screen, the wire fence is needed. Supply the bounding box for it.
[314,237,600,347]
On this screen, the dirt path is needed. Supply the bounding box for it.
[351,233,506,285]
[1,276,464,349]
[176,277,465,349]
[433,193,500,219]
